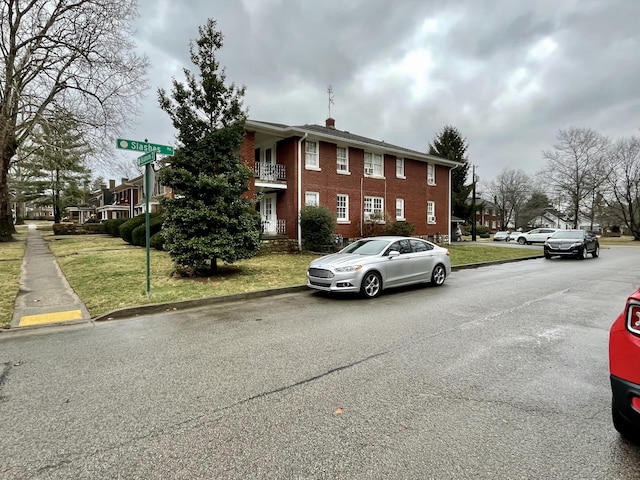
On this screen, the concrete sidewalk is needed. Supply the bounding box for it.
[11,224,91,328]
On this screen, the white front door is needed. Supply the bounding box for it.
[260,194,277,234]
[263,147,276,180]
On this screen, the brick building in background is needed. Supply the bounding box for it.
[243,118,461,246]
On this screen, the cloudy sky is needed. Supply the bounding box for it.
[122,0,640,187]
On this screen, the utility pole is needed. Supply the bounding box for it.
[471,164,477,242]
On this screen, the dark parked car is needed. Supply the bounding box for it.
[543,229,599,259]
[609,288,640,443]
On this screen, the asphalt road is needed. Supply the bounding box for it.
[1,246,640,479]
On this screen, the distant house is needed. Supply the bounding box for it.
[475,200,502,231]
[243,118,461,246]
[530,209,572,229]
[67,172,172,223]
[529,209,601,232]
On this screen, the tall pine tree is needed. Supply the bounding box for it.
[17,113,91,223]
[158,19,260,276]
[428,126,473,221]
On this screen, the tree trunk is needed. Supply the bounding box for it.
[0,140,17,241]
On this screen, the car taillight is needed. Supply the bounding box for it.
[626,301,640,335]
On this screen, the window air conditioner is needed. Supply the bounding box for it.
[428,215,436,223]
[365,168,374,175]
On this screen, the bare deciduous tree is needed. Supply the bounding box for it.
[605,136,640,239]
[485,168,531,229]
[0,0,148,240]
[541,127,609,229]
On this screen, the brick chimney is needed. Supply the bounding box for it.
[109,179,115,189]
[326,117,335,129]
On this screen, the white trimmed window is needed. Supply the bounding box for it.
[396,158,405,178]
[364,152,383,176]
[337,194,349,222]
[427,164,435,185]
[305,191,319,206]
[305,140,319,169]
[337,147,349,173]
[427,201,436,223]
[396,198,405,220]
[364,196,384,222]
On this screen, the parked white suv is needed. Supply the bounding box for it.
[511,228,558,245]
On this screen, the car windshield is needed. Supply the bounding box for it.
[340,239,390,255]
[551,230,585,239]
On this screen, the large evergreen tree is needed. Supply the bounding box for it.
[158,19,260,276]
[11,113,91,223]
[428,125,472,221]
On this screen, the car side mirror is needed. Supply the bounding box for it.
[388,250,400,258]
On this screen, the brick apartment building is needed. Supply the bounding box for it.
[243,118,461,246]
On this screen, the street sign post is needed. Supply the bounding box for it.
[116,137,175,298]
[116,138,174,156]
[138,150,156,167]
[143,161,152,296]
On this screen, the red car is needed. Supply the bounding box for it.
[609,288,640,442]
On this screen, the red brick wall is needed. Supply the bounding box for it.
[276,137,298,239]
[302,142,451,239]
[243,130,452,241]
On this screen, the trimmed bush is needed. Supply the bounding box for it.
[150,231,165,250]
[300,205,336,252]
[52,222,105,234]
[132,215,164,247]
[103,218,129,237]
[382,220,415,236]
[119,214,148,244]
[475,225,490,236]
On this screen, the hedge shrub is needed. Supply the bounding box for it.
[132,215,164,247]
[103,218,129,237]
[119,214,148,244]
[150,231,165,250]
[300,205,336,252]
[382,220,415,236]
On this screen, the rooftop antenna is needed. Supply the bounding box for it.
[327,85,335,118]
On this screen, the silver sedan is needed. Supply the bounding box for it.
[307,236,452,299]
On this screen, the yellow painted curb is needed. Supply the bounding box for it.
[19,310,83,327]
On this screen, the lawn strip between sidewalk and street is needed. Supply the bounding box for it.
[43,234,541,319]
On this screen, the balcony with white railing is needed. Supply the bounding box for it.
[261,219,287,236]
[255,163,286,184]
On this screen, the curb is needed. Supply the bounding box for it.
[92,285,310,322]
[2,255,543,334]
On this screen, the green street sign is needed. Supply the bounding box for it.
[116,138,174,156]
[138,150,156,166]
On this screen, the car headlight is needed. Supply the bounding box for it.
[335,265,362,272]
[571,242,582,248]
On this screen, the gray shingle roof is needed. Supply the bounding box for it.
[248,119,459,164]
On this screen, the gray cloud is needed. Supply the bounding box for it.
[117,0,640,184]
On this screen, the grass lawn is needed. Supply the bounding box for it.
[0,227,27,328]
[42,234,541,319]
[3,227,635,329]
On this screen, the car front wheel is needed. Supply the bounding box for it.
[361,271,382,299]
[517,237,526,245]
[593,244,600,258]
[431,264,446,286]
[578,246,587,259]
